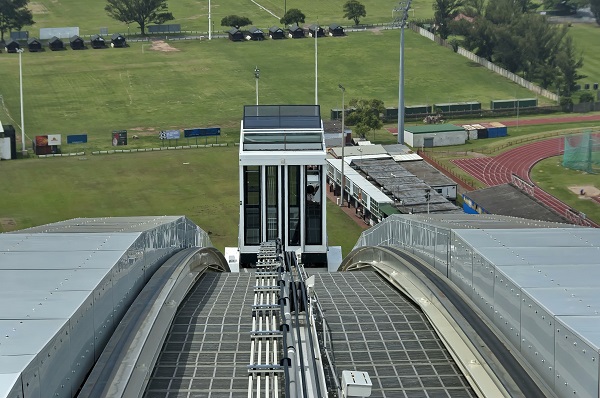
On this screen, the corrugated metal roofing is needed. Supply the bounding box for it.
[327,159,393,203]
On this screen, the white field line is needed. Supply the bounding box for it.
[250,0,280,20]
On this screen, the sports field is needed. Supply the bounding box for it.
[26,0,435,35]
[2,2,600,249]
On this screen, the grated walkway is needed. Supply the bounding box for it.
[313,271,476,398]
[144,273,254,398]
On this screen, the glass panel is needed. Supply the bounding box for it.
[305,165,322,245]
[288,166,300,246]
[244,166,261,245]
[266,166,278,241]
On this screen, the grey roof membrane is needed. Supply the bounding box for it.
[463,184,569,224]
[400,160,456,187]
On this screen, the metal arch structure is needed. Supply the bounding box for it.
[339,245,553,398]
[79,246,229,398]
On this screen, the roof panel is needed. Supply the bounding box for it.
[523,287,600,316]
[13,216,182,233]
[0,319,66,356]
[0,250,126,270]
[0,233,139,252]
[475,246,600,266]
[0,269,112,292]
[496,264,600,288]
[0,290,91,319]
[556,316,600,350]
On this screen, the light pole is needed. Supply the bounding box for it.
[314,22,319,105]
[339,84,346,207]
[425,188,431,214]
[17,48,26,156]
[208,0,212,40]
[394,1,412,145]
[254,66,260,105]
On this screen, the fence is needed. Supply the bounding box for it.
[409,23,559,102]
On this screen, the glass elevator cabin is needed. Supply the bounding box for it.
[238,105,328,266]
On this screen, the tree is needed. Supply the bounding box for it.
[591,0,600,25]
[343,0,366,26]
[433,0,464,39]
[555,35,584,96]
[220,15,252,29]
[463,0,486,16]
[345,98,385,139]
[105,0,173,35]
[280,8,305,26]
[0,0,34,42]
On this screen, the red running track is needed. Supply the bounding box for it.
[453,136,599,227]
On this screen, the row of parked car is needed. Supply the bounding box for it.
[2,33,127,52]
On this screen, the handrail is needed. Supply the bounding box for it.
[79,246,229,398]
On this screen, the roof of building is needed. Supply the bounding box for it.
[327,158,393,204]
[405,124,466,134]
[329,144,387,158]
[463,184,570,224]
[401,160,457,187]
[382,143,412,155]
[351,158,459,212]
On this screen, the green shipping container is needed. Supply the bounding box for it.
[434,102,481,113]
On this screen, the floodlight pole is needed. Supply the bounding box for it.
[17,48,26,156]
[394,1,412,145]
[315,21,319,105]
[254,66,260,105]
[339,84,346,207]
[208,0,212,40]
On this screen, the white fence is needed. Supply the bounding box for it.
[412,24,559,102]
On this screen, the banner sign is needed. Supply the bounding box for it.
[159,130,180,140]
[35,136,49,147]
[47,134,62,146]
[112,130,127,146]
[67,134,88,144]
[183,127,221,138]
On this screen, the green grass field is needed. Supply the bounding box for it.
[26,0,435,36]
[2,4,600,251]
[568,24,600,87]
[532,156,600,221]
[0,147,365,255]
[0,30,547,152]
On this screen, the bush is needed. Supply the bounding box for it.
[579,92,595,103]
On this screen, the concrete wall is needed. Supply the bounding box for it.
[406,131,467,148]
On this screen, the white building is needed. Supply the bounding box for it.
[404,124,468,148]
[238,105,328,266]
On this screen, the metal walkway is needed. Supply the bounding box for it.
[143,270,476,397]
[144,273,254,398]
[313,271,476,398]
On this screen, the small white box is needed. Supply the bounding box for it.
[342,370,372,397]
